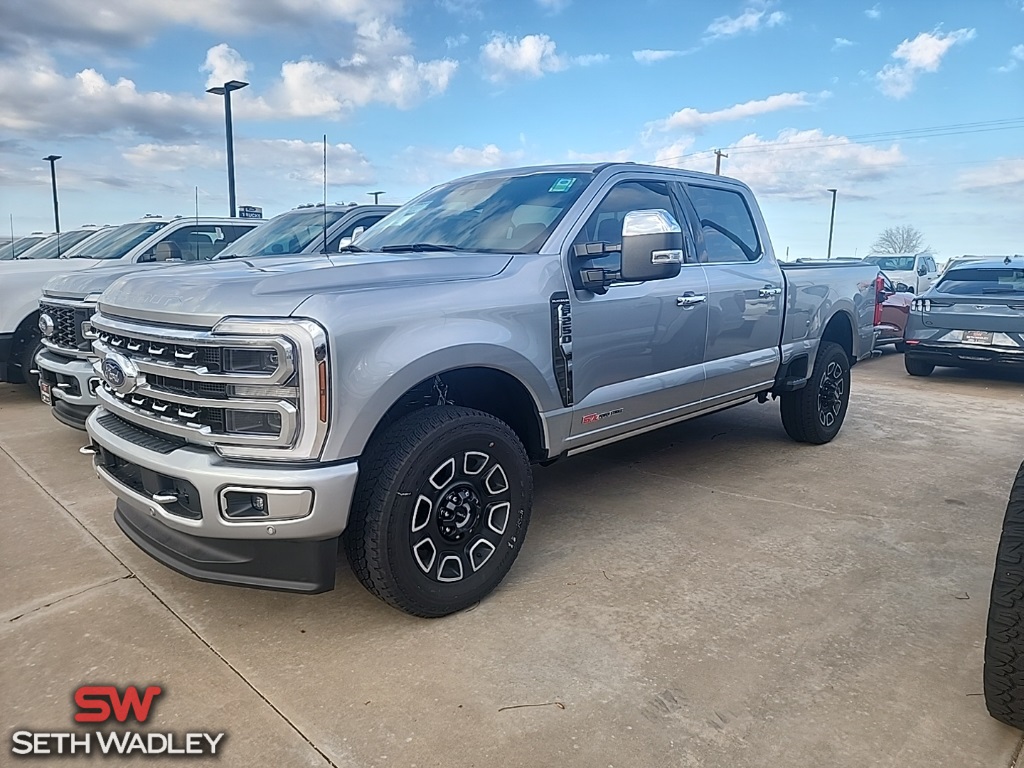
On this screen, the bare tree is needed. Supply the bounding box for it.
[870,225,928,254]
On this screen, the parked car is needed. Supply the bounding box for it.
[82,162,879,616]
[863,252,939,294]
[0,217,260,387]
[37,205,394,429]
[1,233,49,260]
[873,272,915,351]
[13,227,110,260]
[904,256,1024,376]
[939,255,1016,280]
[984,459,1024,730]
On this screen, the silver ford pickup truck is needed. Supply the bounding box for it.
[83,163,879,616]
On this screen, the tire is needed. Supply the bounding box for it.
[17,335,43,390]
[344,406,533,617]
[894,341,906,354]
[779,341,851,445]
[985,461,1024,730]
[904,355,934,377]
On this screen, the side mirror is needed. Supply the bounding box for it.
[351,226,366,240]
[336,237,353,250]
[137,248,155,263]
[895,282,913,293]
[917,265,927,276]
[619,209,683,283]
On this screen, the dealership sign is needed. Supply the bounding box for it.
[10,685,226,757]
[238,205,263,219]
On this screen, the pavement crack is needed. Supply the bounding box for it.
[7,574,133,623]
[0,442,339,768]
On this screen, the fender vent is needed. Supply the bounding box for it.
[550,293,573,407]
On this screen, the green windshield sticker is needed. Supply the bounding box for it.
[549,178,577,193]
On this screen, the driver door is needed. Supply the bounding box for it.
[566,178,709,446]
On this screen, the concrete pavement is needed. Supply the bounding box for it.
[3,350,1024,767]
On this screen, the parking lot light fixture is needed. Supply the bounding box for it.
[43,155,62,234]
[827,188,838,260]
[206,80,249,217]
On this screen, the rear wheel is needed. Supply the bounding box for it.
[984,461,1024,730]
[779,341,850,445]
[904,355,934,377]
[344,406,533,617]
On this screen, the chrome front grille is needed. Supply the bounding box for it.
[89,312,328,460]
[40,301,91,353]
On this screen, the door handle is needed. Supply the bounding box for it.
[758,286,782,298]
[677,294,707,308]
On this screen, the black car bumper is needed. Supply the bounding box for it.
[0,333,13,381]
[115,500,339,593]
[905,343,1024,367]
[52,399,94,430]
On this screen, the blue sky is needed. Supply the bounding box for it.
[1,0,1021,259]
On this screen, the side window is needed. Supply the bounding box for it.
[327,216,387,251]
[572,180,677,271]
[685,185,761,263]
[156,225,232,261]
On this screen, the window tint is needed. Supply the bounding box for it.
[572,180,676,271]
[937,268,1024,295]
[864,255,915,271]
[686,185,761,262]
[159,225,228,261]
[327,215,387,251]
[78,222,168,260]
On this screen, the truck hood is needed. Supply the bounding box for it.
[97,252,514,327]
[0,258,96,277]
[43,254,321,301]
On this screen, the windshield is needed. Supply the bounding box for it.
[217,209,347,258]
[936,267,1024,295]
[1,236,47,260]
[864,255,916,271]
[16,229,100,259]
[355,171,595,254]
[67,222,168,260]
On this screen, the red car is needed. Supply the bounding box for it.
[874,272,915,352]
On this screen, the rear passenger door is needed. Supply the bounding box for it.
[681,182,784,402]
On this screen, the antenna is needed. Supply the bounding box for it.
[322,134,328,255]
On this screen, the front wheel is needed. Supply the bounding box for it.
[344,406,533,617]
[779,341,851,444]
[985,461,1024,730]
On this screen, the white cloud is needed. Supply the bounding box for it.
[201,43,251,89]
[437,0,483,19]
[536,0,571,12]
[876,28,975,98]
[997,44,1024,72]
[633,49,687,64]
[443,144,523,168]
[480,33,605,80]
[864,4,881,19]
[832,37,855,51]
[123,143,221,172]
[705,3,787,40]
[445,33,470,49]
[566,148,635,163]
[678,129,905,199]
[959,157,1024,193]
[652,139,697,167]
[654,91,825,133]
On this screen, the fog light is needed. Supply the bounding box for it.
[223,491,270,519]
[224,409,282,436]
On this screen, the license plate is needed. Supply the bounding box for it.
[39,380,51,405]
[964,330,994,345]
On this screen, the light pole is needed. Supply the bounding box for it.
[43,155,61,234]
[826,188,837,260]
[206,80,249,217]
[368,191,385,204]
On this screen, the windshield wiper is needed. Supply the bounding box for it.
[378,243,467,253]
[66,254,95,259]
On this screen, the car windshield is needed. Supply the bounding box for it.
[67,222,168,260]
[864,255,916,271]
[16,229,99,259]
[1,235,46,260]
[936,267,1024,295]
[217,209,347,258]
[354,171,595,255]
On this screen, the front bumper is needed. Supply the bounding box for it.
[36,349,101,429]
[904,342,1024,367]
[86,407,360,592]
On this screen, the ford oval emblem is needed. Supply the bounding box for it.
[38,313,55,337]
[100,352,139,395]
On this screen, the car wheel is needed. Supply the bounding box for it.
[779,341,851,445]
[344,406,533,617]
[904,355,934,377]
[985,461,1024,730]
[17,334,43,391]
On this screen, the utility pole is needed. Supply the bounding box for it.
[714,149,728,175]
[826,188,838,260]
[43,155,61,233]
